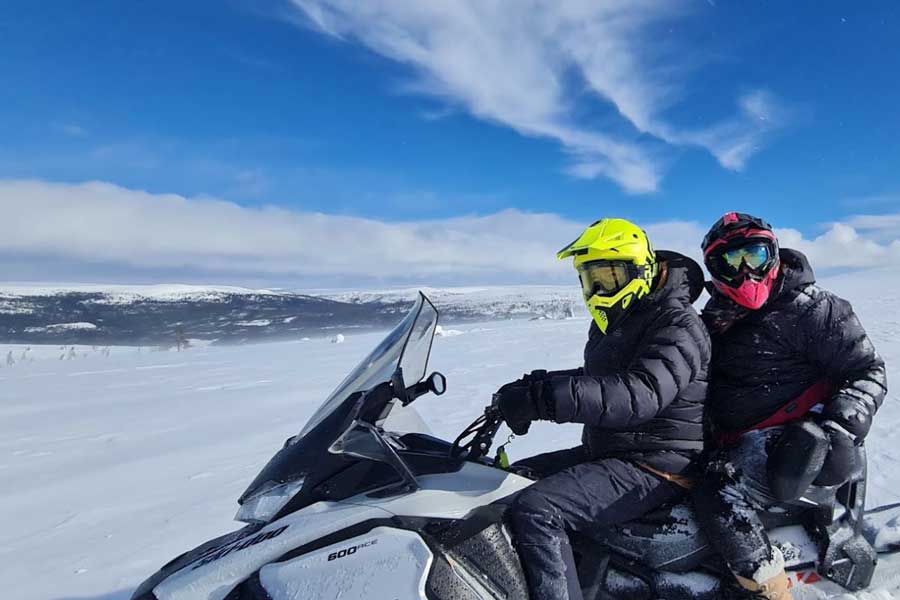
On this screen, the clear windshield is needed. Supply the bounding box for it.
[297,293,438,437]
[397,298,437,386]
[238,293,440,516]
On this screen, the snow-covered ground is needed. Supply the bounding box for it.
[1,271,899,600]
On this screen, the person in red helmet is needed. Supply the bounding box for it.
[701,212,781,310]
[692,212,887,600]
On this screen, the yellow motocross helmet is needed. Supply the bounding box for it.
[558,218,659,334]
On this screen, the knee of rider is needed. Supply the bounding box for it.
[511,488,557,525]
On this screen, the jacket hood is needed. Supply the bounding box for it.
[777,248,816,295]
[652,250,706,304]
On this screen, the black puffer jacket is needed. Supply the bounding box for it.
[544,251,711,474]
[703,249,887,439]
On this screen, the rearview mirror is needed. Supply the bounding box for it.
[428,372,447,396]
[402,371,447,405]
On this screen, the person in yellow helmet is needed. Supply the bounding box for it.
[494,218,711,600]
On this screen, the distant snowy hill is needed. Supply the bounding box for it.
[0,283,287,302]
[321,285,582,320]
[5,266,892,347]
[0,285,392,346]
[0,284,583,345]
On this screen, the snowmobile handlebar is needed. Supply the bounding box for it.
[450,401,505,462]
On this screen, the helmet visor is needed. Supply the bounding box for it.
[710,240,776,281]
[577,261,633,299]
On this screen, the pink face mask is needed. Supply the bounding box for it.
[712,263,780,309]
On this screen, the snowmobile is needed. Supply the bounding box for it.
[132,293,900,600]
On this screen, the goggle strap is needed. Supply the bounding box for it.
[638,262,658,282]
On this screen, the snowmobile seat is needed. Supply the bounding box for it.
[586,490,844,574]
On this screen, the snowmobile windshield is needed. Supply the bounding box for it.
[298,293,438,437]
[238,293,439,515]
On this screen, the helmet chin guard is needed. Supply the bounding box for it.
[712,263,780,309]
[585,284,646,334]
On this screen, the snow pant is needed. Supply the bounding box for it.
[692,428,785,580]
[508,446,683,600]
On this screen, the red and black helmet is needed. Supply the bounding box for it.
[702,212,781,309]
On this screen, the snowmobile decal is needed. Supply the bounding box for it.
[152,503,393,600]
[259,527,433,600]
[326,538,378,561]
[191,525,289,570]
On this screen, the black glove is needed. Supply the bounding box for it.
[767,420,830,502]
[495,379,552,436]
[510,369,548,387]
[814,419,860,486]
[820,396,872,441]
[509,368,583,387]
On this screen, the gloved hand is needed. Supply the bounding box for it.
[504,368,583,388]
[814,419,860,486]
[509,369,549,387]
[495,381,542,435]
[819,396,872,441]
[767,420,830,502]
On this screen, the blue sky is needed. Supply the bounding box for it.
[1,1,899,286]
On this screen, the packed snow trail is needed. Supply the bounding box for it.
[1,271,899,599]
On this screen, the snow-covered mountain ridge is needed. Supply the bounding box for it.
[321,285,582,319]
[0,284,583,345]
[0,283,285,303]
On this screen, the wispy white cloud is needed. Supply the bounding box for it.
[675,90,789,170]
[2,180,897,286]
[286,0,789,193]
[843,213,900,238]
[777,222,900,270]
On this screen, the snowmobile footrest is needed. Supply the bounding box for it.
[821,531,877,592]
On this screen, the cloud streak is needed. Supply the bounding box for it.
[778,218,900,269]
[2,180,898,286]
[0,179,579,283]
[287,0,788,193]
